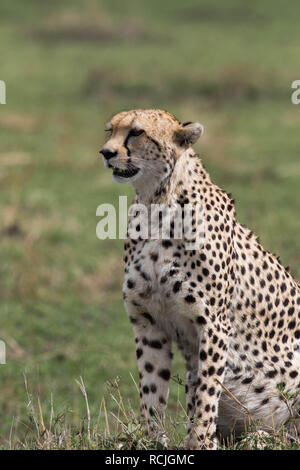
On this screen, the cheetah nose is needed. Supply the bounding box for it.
[100,149,117,160]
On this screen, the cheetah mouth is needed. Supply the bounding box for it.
[112,167,140,179]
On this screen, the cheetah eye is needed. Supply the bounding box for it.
[128,128,144,137]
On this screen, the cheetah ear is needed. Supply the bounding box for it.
[174,122,204,147]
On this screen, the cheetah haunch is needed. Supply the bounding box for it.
[100,109,300,449]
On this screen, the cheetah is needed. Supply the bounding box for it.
[100,109,300,450]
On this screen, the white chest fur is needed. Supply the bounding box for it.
[123,239,200,350]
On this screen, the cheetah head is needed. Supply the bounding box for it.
[100,109,203,191]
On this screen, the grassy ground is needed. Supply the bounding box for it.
[0,0,299,449]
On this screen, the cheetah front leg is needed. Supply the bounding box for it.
[129,312,172,446]
[184,315,229,450]
[185,354,199,430]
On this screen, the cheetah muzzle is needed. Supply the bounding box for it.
[112,166,140,179]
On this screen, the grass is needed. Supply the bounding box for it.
[0,0,299,449]
[4,375,299,450]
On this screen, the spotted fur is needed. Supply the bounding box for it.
[101,109,300,450]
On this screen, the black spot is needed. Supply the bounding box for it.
[212,353,220,362]
[200,350,207,360]
[159,396,166,404]
[158,369,171,381]
[162,240,172,248]
[136,348,143,359]
[142,313,155,325]
[242,376,254,384]
[145,362,154,373]
[266,370,277,378]
[288,307,295,316]
[288,320,296,330]
[149,340,162,349]
[185,295,196,303]
[173,281,182,293]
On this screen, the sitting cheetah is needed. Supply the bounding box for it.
[100,109,300,449]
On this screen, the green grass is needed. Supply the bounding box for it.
[0,0,299,449]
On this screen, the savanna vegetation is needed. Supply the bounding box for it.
[0,0,299,449]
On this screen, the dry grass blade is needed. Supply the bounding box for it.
[101,397,110,438]
[215,378,255,425]
[75,376,91,441]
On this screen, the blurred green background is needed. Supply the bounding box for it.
[0,0,299,447]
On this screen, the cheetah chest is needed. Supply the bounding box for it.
[123,240,200,347]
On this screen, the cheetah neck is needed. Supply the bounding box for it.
[134,149,210,206]
[167,150,210,199]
